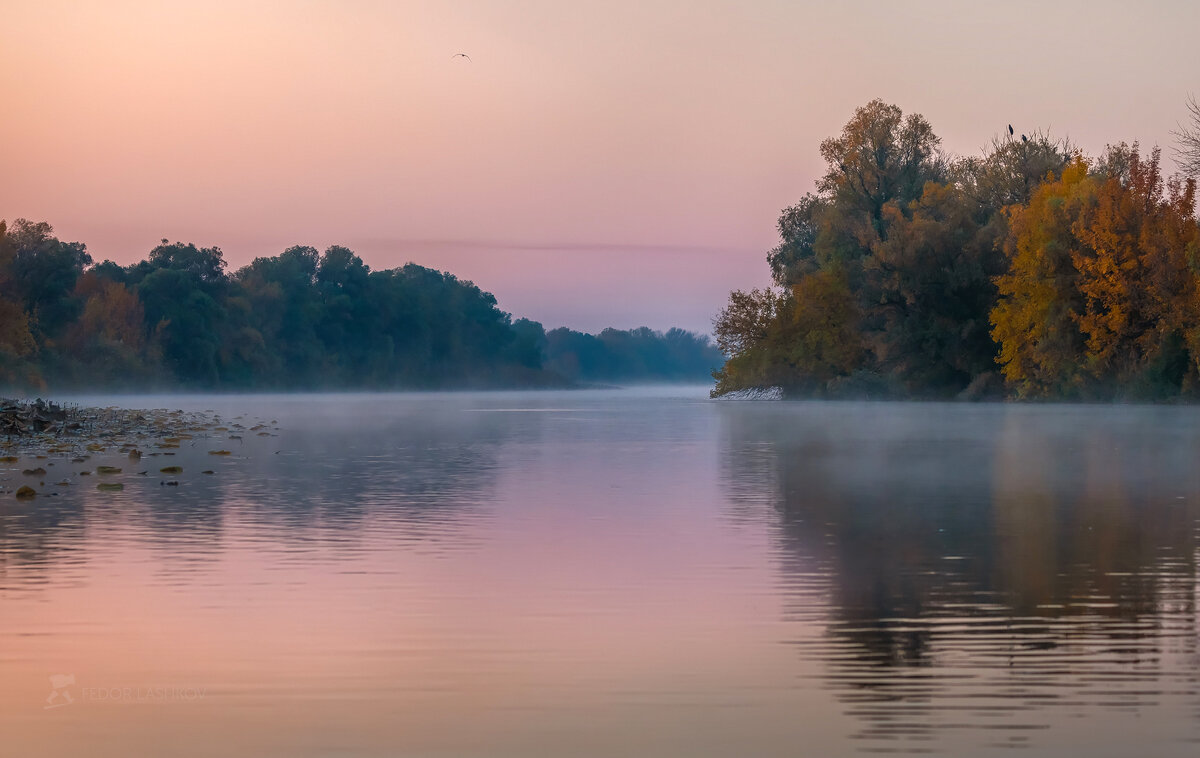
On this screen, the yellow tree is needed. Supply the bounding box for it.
[778,267,865,390]
[990,159,1094,397]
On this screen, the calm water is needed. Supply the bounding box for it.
[2,388,1200,757]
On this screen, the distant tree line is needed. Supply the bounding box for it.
[714,99,1200,401]
[0,224,720,390]
[542,326,723,384]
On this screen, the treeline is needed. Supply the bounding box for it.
[714,99,1200,401]
[544,326,724,384]
[0,223,719,390]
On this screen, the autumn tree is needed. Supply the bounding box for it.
[711,288,786,395]
[0,221,39,386]
[68,272,146,351]
[817,99,944,243]
[990,159,1094,397]
[1071,145,1199,394]
[991,148,1200,398]
[712,100,1106,398]
[777,268,865,391]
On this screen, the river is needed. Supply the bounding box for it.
[2,388,1198,756]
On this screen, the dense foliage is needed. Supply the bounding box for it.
[0,227,718,391]
[714,100,1200,400]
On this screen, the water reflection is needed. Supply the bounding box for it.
[0,495,87,590]
[721,402,1200,753]
[4,392,1200,756]
[0,395,533,585]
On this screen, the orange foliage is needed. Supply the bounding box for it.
[991,159,1093,397]
[1071,147,1198,378]
[992,149,1200,397]
[67,272,146,351]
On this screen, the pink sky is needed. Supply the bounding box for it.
[2,0,1197,333]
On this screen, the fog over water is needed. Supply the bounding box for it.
[2,389,1199,756]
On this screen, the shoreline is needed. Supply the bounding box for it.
[1,398,275,499]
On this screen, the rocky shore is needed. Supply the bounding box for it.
[711,386,784,401]
[1,398,277,499]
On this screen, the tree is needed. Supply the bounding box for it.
[236,246,323,382]
[138,267,224,384]
[712,288,783,357]
[61,272,149,382]
[1070,145,1199,394]
[144,239,228,286]
[817,99,944,243]
[767,194,823,285]
[866,182,1000,391]
[777,267,865,390]
[0,221,39,385]
[991,158,1094,397]
[711,287,787,395]
[990,148,1200,399]
[69,273,146,351]
[5,219,92,339]
[954,131,1074,209]
[509,318,547,369]
[1173,95,1200,177]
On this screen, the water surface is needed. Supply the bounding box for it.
[2,389,1199,756]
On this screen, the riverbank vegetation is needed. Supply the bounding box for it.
[0,225,720,391]
[713,99,1200,400]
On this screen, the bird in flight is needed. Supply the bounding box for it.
[452,53,472,62]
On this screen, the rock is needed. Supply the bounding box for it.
[15,485,36,499]
[712,386,785,401]
[96,482,124,492]
[160,466,183,474]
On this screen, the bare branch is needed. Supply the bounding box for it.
[1170,94,1200,176]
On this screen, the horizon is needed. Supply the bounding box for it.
[3,0,1198,334]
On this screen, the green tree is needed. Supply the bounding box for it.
[5,219,92,339]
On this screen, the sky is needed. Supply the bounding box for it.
[2,0,1198,334]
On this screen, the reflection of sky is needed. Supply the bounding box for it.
[4,1,1200,332]
[2,392,1200,756]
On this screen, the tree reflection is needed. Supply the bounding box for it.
[721,402,1200,751]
